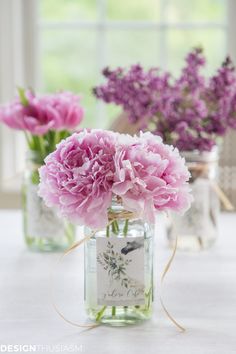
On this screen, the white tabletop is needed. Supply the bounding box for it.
[0,210,236,354]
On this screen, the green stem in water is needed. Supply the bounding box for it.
[106,225,110,238]
[111,221,116,234]
[111,220,119,235]
[38,135,46,158]
[45,131,54,154]
[31,135,45,164]
[31,170,40,185]
[24,132,33,150]
[123,219,129,236]
[54,130,60,147]
[95,306,107,322]
[115,220,119,233]
[112,306,116,317]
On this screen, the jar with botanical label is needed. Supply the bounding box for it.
[84,200,154,326]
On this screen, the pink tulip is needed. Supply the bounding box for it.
[0,91,84,135]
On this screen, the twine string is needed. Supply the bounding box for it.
[159,235,185,332]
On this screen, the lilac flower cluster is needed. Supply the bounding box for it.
[93,48,236,151]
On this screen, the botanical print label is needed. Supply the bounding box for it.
[96,236,145,306]
[26,183,65,239]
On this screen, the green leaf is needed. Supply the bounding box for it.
[17,87,29,107]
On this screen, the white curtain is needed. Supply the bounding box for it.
[0,0,37,207]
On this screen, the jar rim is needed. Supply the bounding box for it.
[181,146,219,163]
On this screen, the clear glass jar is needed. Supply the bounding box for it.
[84,200,154,326]
[167,148,219,251]
[22,152,75,252]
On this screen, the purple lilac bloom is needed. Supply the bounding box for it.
[93,48,236,152]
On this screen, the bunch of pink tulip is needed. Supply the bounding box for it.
[0,88,84,164]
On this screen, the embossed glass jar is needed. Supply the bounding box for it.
[22,152,75,252]
[167,148,219,251]
[84,200,154,326]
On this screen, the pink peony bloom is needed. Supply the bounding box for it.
[38,129,117,229]
[39,129,192,229]
[112,131,192,223]
[0,91,84,135]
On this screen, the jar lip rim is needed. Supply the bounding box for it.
[181,146,219,162]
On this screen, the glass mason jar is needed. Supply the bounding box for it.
[84,200,154,326]
[167,147,219,251]
[22,151,75,252]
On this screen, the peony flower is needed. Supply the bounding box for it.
[38,129,117,229]
[0,90,84,135]
[39,129,192,229]
[112,132,192,223]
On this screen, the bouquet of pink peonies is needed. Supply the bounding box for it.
[38,129,192,326]
[38,129,192,229]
